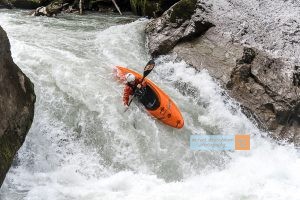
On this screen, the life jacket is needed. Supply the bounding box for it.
[123,79,146,105]
[126,82,136,90]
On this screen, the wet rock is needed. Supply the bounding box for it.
[145,0,214,57]
[146,0,300,145]
[173,28,243,84]
[64,5,78,13]
[230,48,300,142]
[172,30,300,144]
[0,26,35,187]
[31,0,68,16]
[31,6,47,15]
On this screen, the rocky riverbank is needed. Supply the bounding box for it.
[146,0,300,145]
[0,0,131,16]
[0,26,35,187]
[0,0,181,16]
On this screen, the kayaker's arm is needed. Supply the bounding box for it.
[136,78,146,89]
[123,85,133,106]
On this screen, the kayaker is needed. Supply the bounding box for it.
[123,73,146,107]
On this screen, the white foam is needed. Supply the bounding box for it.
[0,9,299,200]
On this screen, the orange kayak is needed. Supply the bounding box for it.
[115,66,184,129]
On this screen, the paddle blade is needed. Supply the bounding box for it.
[143,60,155,78]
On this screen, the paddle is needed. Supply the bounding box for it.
[125,60,155,111]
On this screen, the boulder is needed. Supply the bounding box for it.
[145,0,300,145]
[172,28,300,144]
[31,1,68,16]
[0,26,35,187]
[145,0,214,57]
[229,48,300,142]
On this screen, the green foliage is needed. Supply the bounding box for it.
[130,0,178,17]
[7,0,50,8]
[0,0,10,4]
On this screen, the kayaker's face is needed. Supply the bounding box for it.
[129,81,135,85]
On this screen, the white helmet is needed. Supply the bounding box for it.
[125,73,135,83]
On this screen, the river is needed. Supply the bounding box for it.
[0,9,300,200]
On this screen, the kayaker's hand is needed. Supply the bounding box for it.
[137,84,142,89]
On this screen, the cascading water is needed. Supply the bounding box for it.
[0,9,300,200]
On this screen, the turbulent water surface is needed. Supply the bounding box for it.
[0,9,300,200]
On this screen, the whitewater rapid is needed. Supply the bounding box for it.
[0,9,300,200]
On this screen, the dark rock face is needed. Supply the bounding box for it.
[0,26,35,187]
[145,0,214,57]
